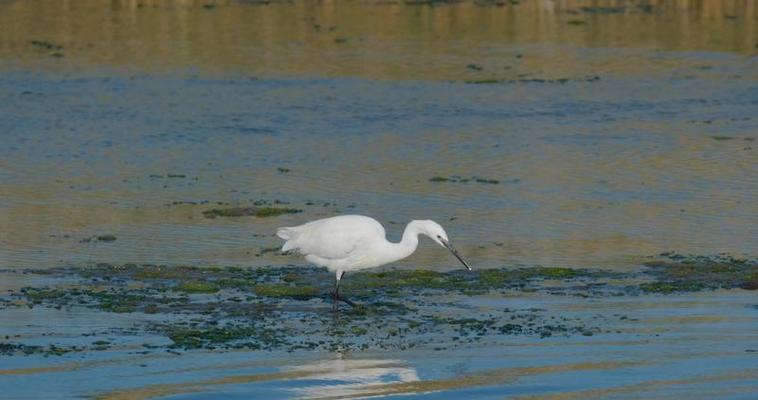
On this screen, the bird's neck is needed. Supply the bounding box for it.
[382,221,421,264]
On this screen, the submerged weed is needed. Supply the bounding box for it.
[253,283,318,300]
[202,207,302,219]
[6,254,754,354]
[176,280,221,294]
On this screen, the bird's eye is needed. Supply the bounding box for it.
[437,235,442,239]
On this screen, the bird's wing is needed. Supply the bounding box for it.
[281,215,384,260]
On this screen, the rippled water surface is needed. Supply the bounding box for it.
[0,1,757,399]
[1,0,756,269]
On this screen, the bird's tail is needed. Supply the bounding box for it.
[276,227,296,240]
[276,227,299,252]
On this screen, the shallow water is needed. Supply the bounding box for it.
[0,1,757,399]
[1,270,756,400]
[0,0,756,270]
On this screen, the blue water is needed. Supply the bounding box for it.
[1,65,756,269]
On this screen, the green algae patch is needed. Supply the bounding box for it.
[79,234,118,243]
[639,281,705,294]
[0,342,81,356]
[466,78,502,84]
[465,76,599,85]
[254,207,303,217]
[528,267,579,279]
[428,175,500,184]
[202,206,302,219]
[351,269,446,288]
[75,263,257,283]
[641,254,757,293]
[253,283,318,300]
[6,255,755,355]
[162,322,287,350]
[17,284,179,314]
[100,264,202,280]
[21,288,68,304]
[741,272,758,290]
[90,291,151,313]
[20,287,150,313]
[345,267,598,294]
[168,327,253,349]
[176,280,220,294]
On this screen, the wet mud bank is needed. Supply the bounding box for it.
[1,254,754,356]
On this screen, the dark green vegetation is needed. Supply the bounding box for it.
[253,283,319,300]
[640,254,758,293]
[202,206,302,218]
[96,234,117,242]
[176,280,221,293]
[1,254,754,355]
[465,76,600,85]
[79,234,118,243]
[429,176,500,184]
[163,325,282,350]
[0,342,80,356]
[710,135,755,142]
[28,39,65,58]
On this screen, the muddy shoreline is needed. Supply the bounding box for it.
[2,254,754,356]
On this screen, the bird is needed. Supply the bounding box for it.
[277,214,471,311]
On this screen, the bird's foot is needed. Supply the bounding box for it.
[337,295,357,308]
[328,291,358,310]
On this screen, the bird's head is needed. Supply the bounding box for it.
[415,220,448,247]
[413,220,471,271]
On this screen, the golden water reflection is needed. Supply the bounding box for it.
[0,0,754,80]
[0,0,755,270]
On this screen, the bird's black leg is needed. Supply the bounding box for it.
[331,271,356,312]
[335,271,357,308]
[332,275,339,312]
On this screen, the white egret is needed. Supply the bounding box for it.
[277,215,471,311]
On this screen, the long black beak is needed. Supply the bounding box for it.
[442,240,472,271]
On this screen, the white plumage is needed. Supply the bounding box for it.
[277,214,470,311]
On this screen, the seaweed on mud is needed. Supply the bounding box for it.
[344,266,605,296]
[5,254,755,355]
[164,325,281,350]
[466,78,501,84]
[253,283,319,300]
[578,6,626,14]
[711,135,755,142]
[6,264,610,354]
[641,253,757,293]
[176,280,221,294]
[18,285,183,313]
[29,40,63,50]
[29,40,64,56]
[465,76,599,84]
[429,176,500,184]
[256,246,282,257]
[13,265,611,312]
[0,342,80,356]
[79,234,117,243]
[202,206,302,218]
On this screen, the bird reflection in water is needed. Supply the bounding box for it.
[285,354,420,399]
